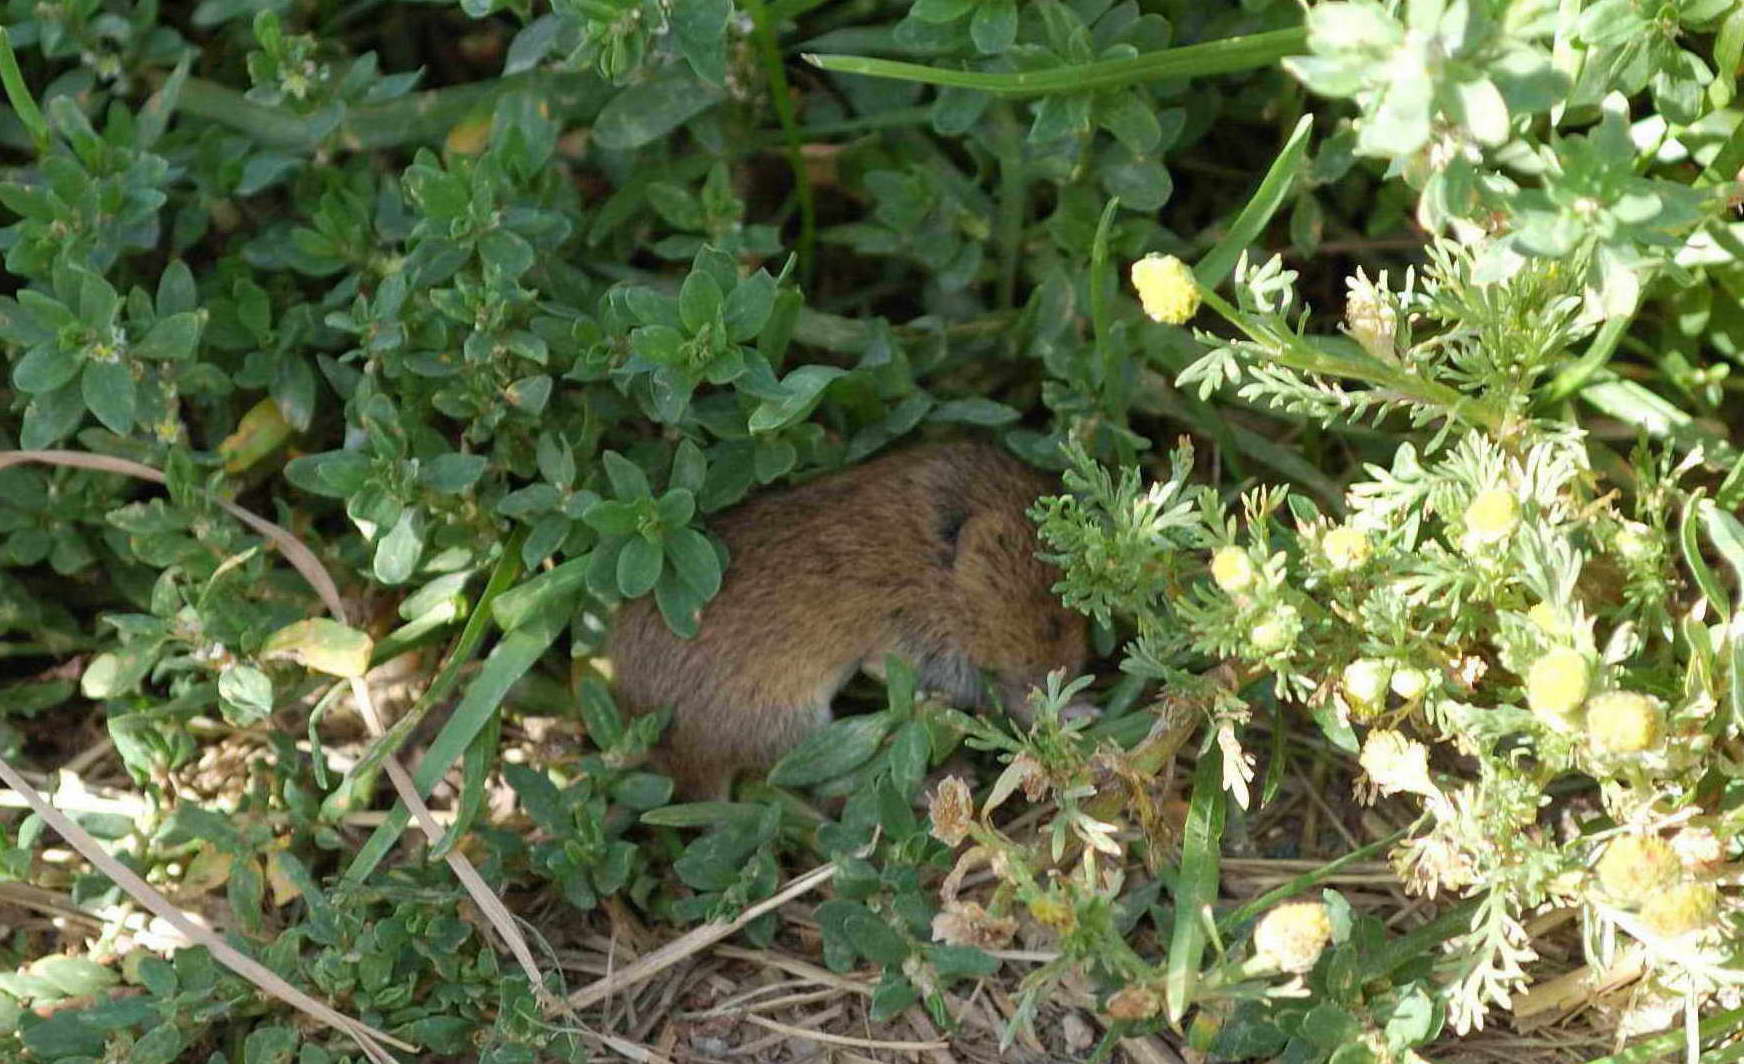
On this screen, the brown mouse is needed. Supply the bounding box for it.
[606,440,1092,800]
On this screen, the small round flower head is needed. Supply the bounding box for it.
[1342,659,1391,710]
[1462,488,1520,547]
[1321,526,1372,571]
[1253,899,1333,974]
[1250,605,1299,654]
[1584,690,1664,754]
[1210,546,1256,594]
[1027,893,1077,933]
[1131,254,1201,324]
[1526,647,1590,722]
[1595,835,1681,906]
[1639,883,1719,939]
[1527,602,1566,637]
[1389,667,1429,701]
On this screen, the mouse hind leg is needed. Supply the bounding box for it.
[662,695,834,801]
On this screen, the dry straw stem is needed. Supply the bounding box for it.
[569,857,844,1010]
[0,449,559,1054]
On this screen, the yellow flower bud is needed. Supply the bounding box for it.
[1389,667,1428,700]
[1595,835,1681,907]
[1527,602,1565,636]
[1639,883,1719,939]
[1210,546,1256,594]
[1027,894,1077,933]
[1253,900,1333,974]
[1342,659,1391,709]
[1584,691,1663,754]
[1462,489,1520,546]
[1613,521,1654,562]
[1250,606,1298,654]
[1322,526,1371,571]
[1131,254,1201,324]
[1526,647,1589,721]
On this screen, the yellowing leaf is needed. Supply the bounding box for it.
[260,618,373,678]
[219,397,293,474]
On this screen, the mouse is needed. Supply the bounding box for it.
[605,440,1093,801]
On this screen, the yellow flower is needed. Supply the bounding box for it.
[1462,488,1520,546]
[1322,526,1371,571]
[1585,691,1663,754]
[1253,899,1334,974]
[1527,602,1565,636]
[1613,521,1654,562]
[1027,893,1077,933]
[1210,546,1256,594]
[1595,835,1681,907]
[1639,883,1719,939]
[1131,254,1201,324]
[1525,647,1589,721]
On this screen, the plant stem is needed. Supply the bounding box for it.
[744,0,817,284]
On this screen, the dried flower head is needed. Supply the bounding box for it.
[1526,647,1590,722]
[1210,546,1256,594]
[1595,835,1681,907]
[1131,254,1201,324]
[931,900,1019,950]
[1638,883,1719,939]
[1343,268,1398,361]
[1104,985,1163,1023]
[1359,729,1438,800]
[1322,525,1372,571]
[1253,899,1334,974]
[928,776,974,848]
[1584,690,1664,754]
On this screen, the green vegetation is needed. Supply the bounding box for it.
[1,0,1742,1059]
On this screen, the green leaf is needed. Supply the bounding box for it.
[970,0,1017,54]
[585,499,640,536]
[12,346,78,394]
[421,453,488,492]
[844,909,909,966]
[666,526,722,600]
[602,449,653,498]
[748,366,847,433]
[723,271,776,342]
[678,269,725,333]
[618,535,664,597]
[768,713,893,787]
[217,665,274,726]
[374,510,422,585]
[81,360,135,434]
[673,0,731,85]
[1165,751,1224,1022]
[594,66,724,151]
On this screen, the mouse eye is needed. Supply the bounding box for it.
[1043,615,1064,643]
[936,506,969,566]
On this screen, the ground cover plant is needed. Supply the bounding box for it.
[0,0,1742,1060]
